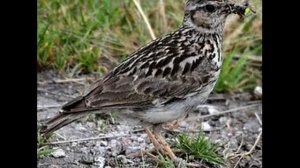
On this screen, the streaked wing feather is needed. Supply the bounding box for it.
[60,27,217,113]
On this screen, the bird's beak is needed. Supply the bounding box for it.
[224,0,256,17]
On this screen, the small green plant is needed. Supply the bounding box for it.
[175,131,225,165]
[157,152,176,168]
[37,146,57,158]
[37,123,55,158]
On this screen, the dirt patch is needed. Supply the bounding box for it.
[37,70,262,168]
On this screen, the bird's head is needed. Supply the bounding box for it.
[183,0,255,33]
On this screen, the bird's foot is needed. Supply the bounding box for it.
[165,120,180,130]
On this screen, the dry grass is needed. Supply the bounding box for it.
[38,0,262,92]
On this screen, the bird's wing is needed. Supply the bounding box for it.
[61,30,217,113]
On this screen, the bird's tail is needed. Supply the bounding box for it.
[40,96,90,135]
[40,112,87,135]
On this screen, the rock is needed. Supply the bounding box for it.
[97,140,108,147]
[80,155,94,164]
[219,117,228,125]
[254,86,262,98]
[125,146,141,156]
[137,136,145,143]
[86,122,96,129]
[202,122,212,131]
[75,123,86,131]
[109,139,122,156]
[94,156,105,168]
[91,146,107,156]
[117,155,134,164]
[178,121,188,128]
[197,105,219,115]
[243,120,260,133]
[80,147,89,154]
[140,133,148,139]
[51,148,66,158]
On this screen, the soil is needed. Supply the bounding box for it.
[37,70,262,168]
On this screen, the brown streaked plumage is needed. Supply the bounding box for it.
[40,0,254,164]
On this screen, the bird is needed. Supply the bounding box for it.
[40,0,254,164]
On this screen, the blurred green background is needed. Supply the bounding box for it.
[38,0,262,92]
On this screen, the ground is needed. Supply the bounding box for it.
[37,70,262,168]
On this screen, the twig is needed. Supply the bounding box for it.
[37,104,61,110]
[186,103,261,122]
[233,130,262,168]
[42,134,129,145]
[141,148,146,167]
[38,77,94,85]
[186,163,202,168]
[128,147,202,167]
[246,100,262,105]
[131,128,145,133]
[145,151,202,168]
[235,134,244,154]
[145,151,162,164]
[37,88,76,99]
[54,132,66,141]
[132,0,156,40]
[233,55,262,63]
[246,130,262,155]
[254,112,262,126]
[159,0,167,31]
[53,77,94,83]
[208,96,227,101]
[127,148,156,158]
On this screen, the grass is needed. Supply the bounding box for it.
[37,123,55,158]
[38,0,262,92]
[37,146,57,158]
[214,47,261,92]
[157,153,176,168]
[175,131,225,165]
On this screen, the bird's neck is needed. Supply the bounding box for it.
[181,18,225,37]
[177,24,224,44]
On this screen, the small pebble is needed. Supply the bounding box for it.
[94,156,105,168]
[75,123,86,131]
[109,139,122,156]
[137,136,145,143]
[219,117,228,125]
[254,86,262,98]
[117,155,134,164]
[197,105,219,115]
[202,122,212,131]
[81,155,94,164]
[80,147,89,154]
[100,140,108,147]
[51,148,66,158]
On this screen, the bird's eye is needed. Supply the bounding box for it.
[204,5,216,12]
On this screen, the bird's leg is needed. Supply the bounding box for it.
[165,120,180,130]
[153,124,176,159]
[165,113,189,130]
[144,127,163,150]
[146,125,186,167]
